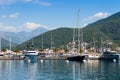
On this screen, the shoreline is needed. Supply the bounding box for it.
[0,56,67,60]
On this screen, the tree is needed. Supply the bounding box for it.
[2,48,7,54]
[39,48,44,53]
[14,49,20,54]
[53,48,59,57]
[64,48,69,56]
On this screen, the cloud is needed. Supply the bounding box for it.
[23,0,32,2]
[0,23,17,32]
[34,1,52,7]
[0,0,16,6]
[20,22,48,32]
[9,12,19,18]
[24,22,42,30]
[0,22,48,32]
[1,12,19,18]
[89,12,109,20]
[0,0,51,6]
[82,12,109,27]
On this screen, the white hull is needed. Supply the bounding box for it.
[25,50,38,56]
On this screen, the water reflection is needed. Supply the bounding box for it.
[0,60,120,80]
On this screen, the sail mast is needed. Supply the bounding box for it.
[9,38,11,53]
[42,34,44,49]
[72,22,75,54]
[77,9,80,54]
[101,32,103,53]
[0,35,1,53]
[50,31,53,50]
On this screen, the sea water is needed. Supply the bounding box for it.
[0,60,120,80]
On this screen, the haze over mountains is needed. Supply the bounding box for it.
[3,27,48,44]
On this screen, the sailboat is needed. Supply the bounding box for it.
[67,10,85,61]
[24,39,38,62]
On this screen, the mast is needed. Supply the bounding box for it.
[93,36,96,53]
[42,34,44,49]
[0,35,1,53]
[101,32,103,53]
[77,10,80,53]
[72,23,75,54]
[9,38,11,53]
[77,9,83,54]
[50,31,53,50]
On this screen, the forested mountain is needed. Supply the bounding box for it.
[83,11,120,45]
[17,28,73,49]
[17,11,120,50]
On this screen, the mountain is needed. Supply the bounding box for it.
[5,27,48,44]
[83,11,120,45]
[0,37,17,50]
[17,28,73,49]
[17,11,120,50]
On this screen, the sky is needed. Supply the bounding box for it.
[0,0,120,32]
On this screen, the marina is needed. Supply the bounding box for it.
[0,0,120,80]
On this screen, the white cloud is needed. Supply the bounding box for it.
[0,0,16,6]
[1,12,19,19]
[23,0,32,2]
[0,0,51,6]
[0,22,48,32]
[82,12,110,27]
[0,23,17,32]
[35,1,52,7]
[9,12,19,18]
[20,22,48,32]
[25,22,41,30]
[89,12,109,20]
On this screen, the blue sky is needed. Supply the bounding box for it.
[0,0,120,32]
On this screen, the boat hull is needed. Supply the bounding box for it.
[99,54,119,61]
[24,50,38,62]
[25,55,38,62]
[67,55,85,61]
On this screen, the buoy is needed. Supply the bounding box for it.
[28,59,31,63]
[83,60,86,62]
[66,60,69,63]
[40,59,43,63]
[113,59,116,62]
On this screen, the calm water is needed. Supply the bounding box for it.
[0,60,120,80]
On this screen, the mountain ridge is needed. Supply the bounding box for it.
[4,27,48,44]
[17,11,120,50]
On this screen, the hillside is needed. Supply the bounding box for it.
[17,28,73,49]
[83,11,120,45]
[1,38,17,50]
[17,11,120,50]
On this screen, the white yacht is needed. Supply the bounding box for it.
[25,50,38,62]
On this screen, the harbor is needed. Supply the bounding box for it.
[0,50,119,61]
